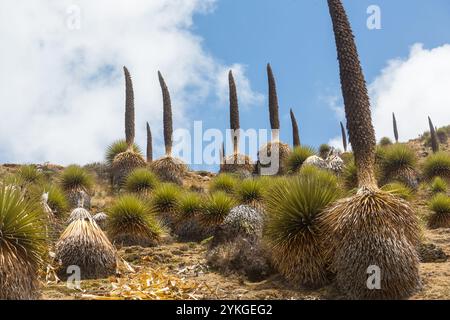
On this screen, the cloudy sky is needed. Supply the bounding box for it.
[1,0,450,171]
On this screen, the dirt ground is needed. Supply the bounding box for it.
[41,227,450,300]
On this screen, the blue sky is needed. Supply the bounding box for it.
[2,0,450,171]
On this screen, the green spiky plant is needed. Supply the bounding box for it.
[146,122,153,163]
[290,108,301,148]
[342,159,358,191]
[55,217,117,279]
[436,127,448,144]
[319,0,421,299]
[107,195,163,246]
[110,67,146,186]
[430,177,447,194]
[150,71,188,185]
[264,166,341,288]
[428,116,439,153]
[124,168,159,195]
[257,64,292,175]
[200,192,236,227]
[220,71,254,175]
[428,193,450,229]
[60,165,93,208]
[106,140,142,167]
[340,121,348,152]
[381,182,414,201]
[17,165,43,185]
[151,183,181,214]
[379,137,393,147]
[235,178,265,207]
[209,173,238,195]
[423,151,450,181]
[393,113,399,143]
[285,146,316,173]
[319,144,331,159]
[0,185,47,299]
[380,144,418,189]
[30,183,68,216]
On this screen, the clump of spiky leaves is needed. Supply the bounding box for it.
[209,173,238,195]
[106,140,142,167]
[0,185,47,299]
[290,109,301,148]
[151,183,181,230]
[174,193,211,242]
[393,113,399,143]
[423,152,450,181]
[200,192,237,227]
[436,127,448,144]
[430,177,447,194]
[107,195,163,247]
[342,160,357,190]
[60,165,93,208]
[321,0,421,299]
[124,168,159,194]
[428,116,439,153]
[17,165,43,185]
[428,193,450,229]
[381,182,414,201]
[319,144,331,159]
[29,183,68,216]
[55,217,117,279]
[285,146,316,174]
[379,137,393,147]
[264,167,341,287]
[340,122,348,152]
[380,144,418,189]
[235,179,265,206]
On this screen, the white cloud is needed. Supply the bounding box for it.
[371,43,450,142]
[0,0,260,165]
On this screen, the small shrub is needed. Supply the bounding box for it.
[428,193,450,229]
[379,137,393,147]
[436,128,448,144]
[107,195,163,246]
[209,174,238,194]
[201,192,236,226]
[264,170,341,287]
[60,165,93,192]
[381,182,414,201]
[124,168,159,194]
[17,165,43,185]
[423,152,450,180]
[430,177,447,194]
[285,146,316,173]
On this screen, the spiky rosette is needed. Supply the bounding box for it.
[55,218,117,279]
[150,156,187,185]
[428,193,450,229]
[107,195,163,247]
[111,149,146,186]
[257,141,291,175]
[264,170,341,288]
[380,144,418,189]
[319,188,421,299]
[220,153,254,176]
[0,185,47,300]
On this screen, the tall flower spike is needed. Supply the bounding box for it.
[146,122,153,162]
[428,116,439,153]
[158,71,173,156]
[393,113,399,143]
[124,67,135,147]
[267,63,280,141]
[290,108,300,147]
[229,70,240,155]
[340,121,347,152]
[328,0,377,188]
